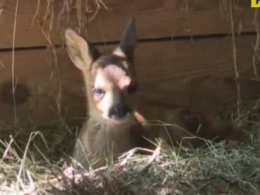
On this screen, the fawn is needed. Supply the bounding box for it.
[64,16,248,170]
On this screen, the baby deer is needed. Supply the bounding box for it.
[64,16,248,170]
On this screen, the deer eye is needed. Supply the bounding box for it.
[92,88,105,98]
[127,82,138,94]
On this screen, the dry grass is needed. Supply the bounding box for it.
[1,103,260,195]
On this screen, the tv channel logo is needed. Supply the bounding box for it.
[252,0,260,7]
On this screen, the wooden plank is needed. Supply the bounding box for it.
[135,34,260,112]
[0,35,259,125]
[0,49,84,125]
[141,77,260,113]
[0,0,258,49]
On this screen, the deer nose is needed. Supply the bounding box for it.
[109,104,131,119]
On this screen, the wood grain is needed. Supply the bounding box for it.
[0,35,259,125]
[0,0,258,49]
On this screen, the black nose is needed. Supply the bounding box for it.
[108,104,131,119]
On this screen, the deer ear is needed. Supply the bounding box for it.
[64,28,97,70]
[113,15,136,63]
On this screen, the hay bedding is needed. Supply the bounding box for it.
[0,120,260,195]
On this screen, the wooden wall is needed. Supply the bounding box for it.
[0,0,260,126]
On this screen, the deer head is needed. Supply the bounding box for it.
[64,16,139,124]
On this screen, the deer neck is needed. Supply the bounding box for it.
[87,109,135,156]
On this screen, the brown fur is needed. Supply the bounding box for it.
[135,104,248,149]
[72,116,147,169]
[64,16,249,170]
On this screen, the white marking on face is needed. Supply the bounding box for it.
[94,70,131,123]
